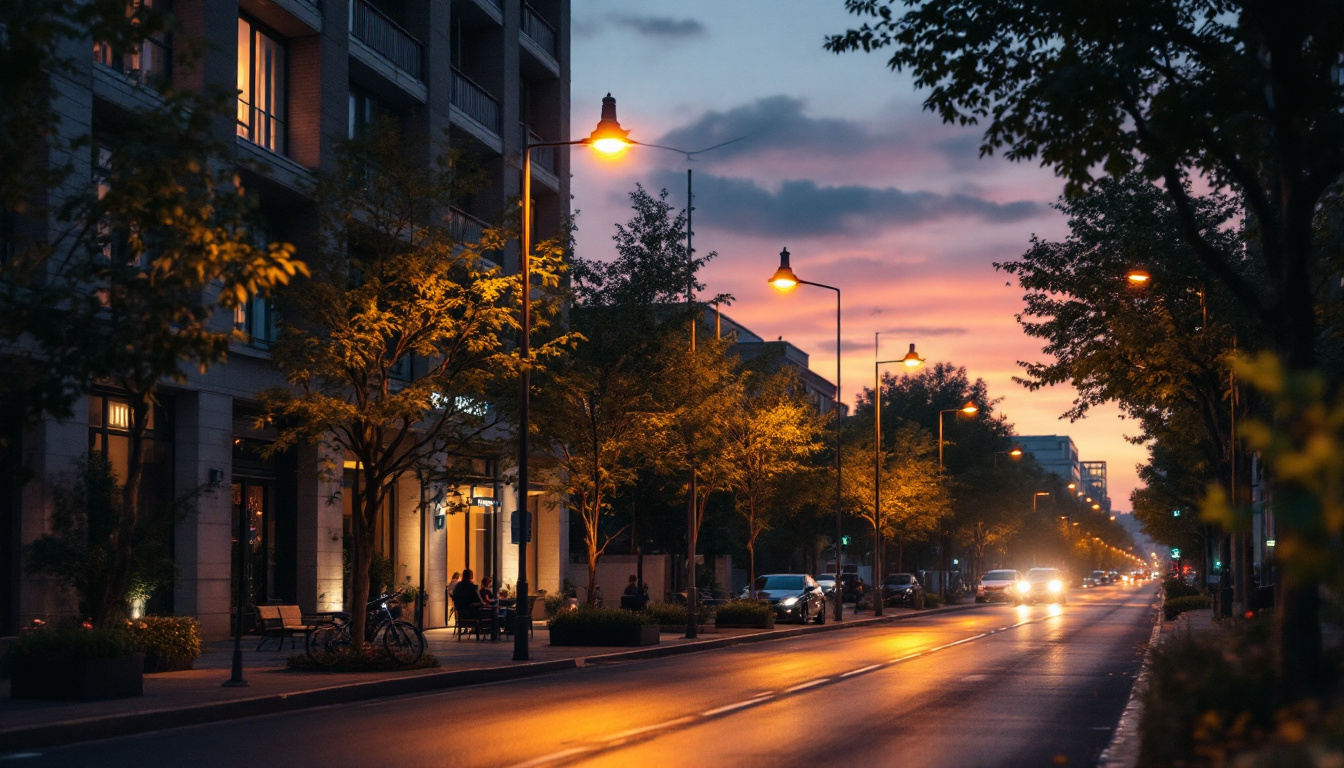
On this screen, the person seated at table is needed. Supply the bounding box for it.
[451,569,484,616]
[479,576,496,609]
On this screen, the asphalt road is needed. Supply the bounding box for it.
[9,582,1159,768]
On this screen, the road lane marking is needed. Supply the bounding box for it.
[785,678,830,693]
[607,716,696,742]
[702,695,775,716]
[841,664,882,678]
[504,746,594,768]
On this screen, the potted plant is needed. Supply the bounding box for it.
[548,607,660,647]
[9,620,143,701]
[122,616,203,673]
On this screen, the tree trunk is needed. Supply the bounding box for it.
[747,538,756,600]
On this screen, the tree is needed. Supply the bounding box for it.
[724,369,825,596]
[828,0,1343,697]
[261,122,565,647]
[841,424,950,575]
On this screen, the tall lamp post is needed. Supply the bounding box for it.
[769,248,845,622]
[514,94,633,662]
[874,334,925,616]
[1033,491,1052,513]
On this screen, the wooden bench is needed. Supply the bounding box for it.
[255,604,319,651]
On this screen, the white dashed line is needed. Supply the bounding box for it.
[702,695,774,716]
[504,746,594,768]
[841,664,882,678]
[607,716,696,742]
[785,678,830,693]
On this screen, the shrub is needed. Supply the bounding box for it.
[1138,619,1278,767]
[923,593,945,609]
[286,647,439,672]
[120,616,203,660]
[1163,577,1201,601]
[714,599,774,627]
[547,606,656,627]
[544,592,576,618]
[8,619,133,660]
[642,601,711,626]
[1163,594,1213,621]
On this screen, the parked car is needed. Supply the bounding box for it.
[814,575,838,599]
[975,569,1024,603]
[1019,567,1068,605]
[742,574,828,624]
[882,573,925,606]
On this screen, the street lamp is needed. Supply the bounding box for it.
[769,247,846,622]
[992,445,1023,469]
[1032,492,1051,513]
[874,335,924,616]
[514,94,633,662]
[937,401,979,468]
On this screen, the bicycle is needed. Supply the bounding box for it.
[306,588,427,667]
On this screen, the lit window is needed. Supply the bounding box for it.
[235,294,275,346]
[237,17,287,154]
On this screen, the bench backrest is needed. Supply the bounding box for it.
[278,605,305,626]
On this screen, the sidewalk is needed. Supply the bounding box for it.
[1099,597,1216,768]
[1,603,975,751]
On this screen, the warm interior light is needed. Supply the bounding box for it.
[902,343,924,368]
[961,400,979,415]
[1126,269,1151,284]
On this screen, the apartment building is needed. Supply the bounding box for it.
[3,0,572,637]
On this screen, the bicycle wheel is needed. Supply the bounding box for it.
[306,623,348,667]
[382,620,426,666]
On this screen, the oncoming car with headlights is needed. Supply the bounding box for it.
[1018,567,1068,605]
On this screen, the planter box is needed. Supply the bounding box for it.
[144,654,195,673]
[548,623,660,647]
[658,624,713,633]
[715,621,774,629]
[11,654,144,701]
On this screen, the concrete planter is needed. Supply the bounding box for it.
[548,623,660,647]
[11,653,144,701]
[144,654,195,673]
[715,620,774,629]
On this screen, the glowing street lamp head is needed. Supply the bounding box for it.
[1067,482,1077,490]
[1009,446,1023,458]
[769,247,800,290]
[1126,268,1151,285]
[960,400,979,415]
[586,93,631,155]
[902,343,924,368]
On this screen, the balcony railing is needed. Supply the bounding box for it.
[93,35,171,85]
[350,0,423,81]
[449,207,489,246]
[521,4,557,58]
[521,125,555,173]
[450,68,501,134]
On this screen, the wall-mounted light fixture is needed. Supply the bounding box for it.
[208,468,225,488]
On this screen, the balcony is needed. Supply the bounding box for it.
[450,68,501,135]
[521,125,555,174]
[350,0,423,81]
[521,4,557,59]
[93,36,170,85]
[449,207,489,246]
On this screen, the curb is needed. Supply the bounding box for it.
[0,603,983,752]
[1098,590,1164,768]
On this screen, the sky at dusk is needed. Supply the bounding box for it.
[566,0,1146,512]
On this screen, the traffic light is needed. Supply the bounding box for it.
[1171,547,1181,558]
[1172,509,1181,517]
[840,535,851,551]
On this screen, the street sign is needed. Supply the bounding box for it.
[510,511,532,544]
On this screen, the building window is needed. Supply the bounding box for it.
[235,295,276,346]
[93,0,172,85]
[237,17,287,154]
[348,88,394,139]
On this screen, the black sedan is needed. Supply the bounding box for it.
[881,573,925,606]
[742,574,828,624]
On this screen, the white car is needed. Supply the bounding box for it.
[975,569,1024,604]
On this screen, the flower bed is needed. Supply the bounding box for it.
[122,616,203,673]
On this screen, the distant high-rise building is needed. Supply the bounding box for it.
[1081,461,1111,513]
[1015,435,1082,488]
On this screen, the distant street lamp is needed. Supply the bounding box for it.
[514,94,633,662]
[992,445,1023,469]
[770,248,846,622]
[874,334,924,616]
[938,401,979,468]
[1033,492,1051,513]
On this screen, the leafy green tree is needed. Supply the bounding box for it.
[724,369,825,596]
[841,423,950,575]
[828,0,1343,697]
[261,122,565,646]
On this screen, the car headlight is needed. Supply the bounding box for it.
[1016,581,1031,594]
[1048,580,1063,593]
[781,596,798,606]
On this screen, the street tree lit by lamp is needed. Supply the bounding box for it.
[874,335,925,616]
